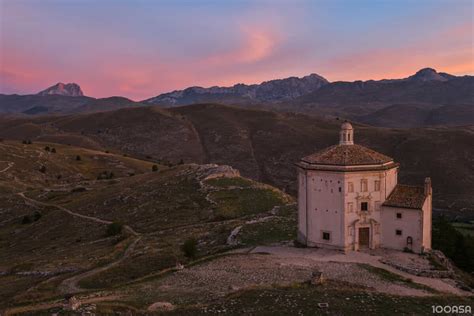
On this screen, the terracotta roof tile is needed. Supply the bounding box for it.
[383,184,427,209]
[301,144,393,166]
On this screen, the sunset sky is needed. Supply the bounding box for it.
[1,0,472,100]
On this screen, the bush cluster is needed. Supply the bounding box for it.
[432,217,474,273]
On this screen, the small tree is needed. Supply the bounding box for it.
[152,164,159,172]
[106,222,123,236]
[33,211,42,221]
[180,238,198,259]
[21,215,32,224]
[76,155,81,161]
[39,165,46,173]
[44,146,50,152]
[51,148,56,153]
[178,159,184,165]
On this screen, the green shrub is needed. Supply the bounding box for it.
[33,211,42,221]
[181,238,198,259]
[433,217,474,273]
[21,216,32,225]
[106,222,123,236]
[152,164,159,172]
[97,171,114,180]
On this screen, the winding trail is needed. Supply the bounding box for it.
[16,192,141,294]
[0,161,14,173]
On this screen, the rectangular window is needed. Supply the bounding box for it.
[322,231,331,241]
[338,187,342,192]
[396,213,402,219]
[396,229,402,236]
[347,202,354,213]
[374,180,380,191]
[348,182,354,193]
[361,202,368,211]
[361,179,368,192]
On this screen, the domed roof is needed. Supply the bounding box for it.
[301,144,393,166]
[341,121,353,130]
[341,122,353,129]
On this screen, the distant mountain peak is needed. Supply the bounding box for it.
[408,68,454,82]
[38,82,84,97]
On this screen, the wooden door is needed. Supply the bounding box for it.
[359,228,370,248]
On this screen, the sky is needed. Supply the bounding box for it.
[0,0,472,100]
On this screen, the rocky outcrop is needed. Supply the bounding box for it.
[148,302,175,312]
[38,83,84,97]
[193,164,241,181]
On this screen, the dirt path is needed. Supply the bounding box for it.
[250,246,471,296]
[16,192,141,294]
[0,161,14,173]
[59,235,142,294]
[17,192,138,235]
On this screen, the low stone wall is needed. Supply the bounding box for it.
[380,258,453,278]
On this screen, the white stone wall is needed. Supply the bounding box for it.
[342,168,398,250]
[305,170,345,248]
[297,166,399,251]
[297,169,307,243]
[422,194,432,251]
[380,206,424,253]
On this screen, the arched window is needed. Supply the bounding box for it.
[348,133,351,141]
[406,236,413,245]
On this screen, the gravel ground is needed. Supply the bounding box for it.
[155,253,430,301]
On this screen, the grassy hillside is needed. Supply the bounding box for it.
[0,142,295,310]
[0,104,473,215]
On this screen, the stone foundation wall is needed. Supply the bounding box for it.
[380,250,455,278]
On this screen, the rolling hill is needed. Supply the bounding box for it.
[0,94,141,116]
[0,104,472,215]
[0,140,295,312]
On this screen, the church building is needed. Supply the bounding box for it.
[296,122,432,254]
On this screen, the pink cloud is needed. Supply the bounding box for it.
[200,25,279,66]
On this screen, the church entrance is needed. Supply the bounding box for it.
[359,227,370,248]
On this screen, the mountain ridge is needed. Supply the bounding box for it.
[1,68,473,127]
[144,73,329,106]
[143,68,470,107]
